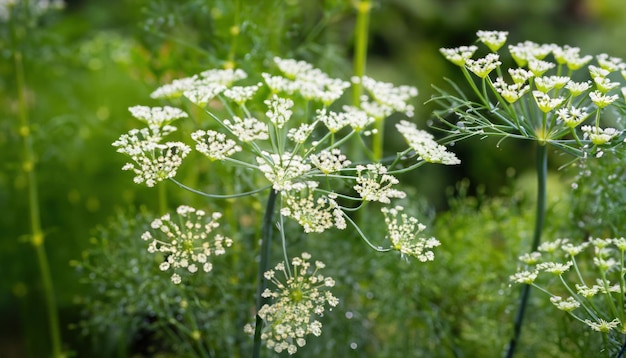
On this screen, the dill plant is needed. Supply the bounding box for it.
[433,30,626,356]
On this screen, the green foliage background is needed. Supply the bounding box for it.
[2,0,626,356]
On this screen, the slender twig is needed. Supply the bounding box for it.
[252,190,278,358]
[505,144,547,358]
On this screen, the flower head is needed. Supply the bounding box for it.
[477,30,508,52]
[466,53,501,78]
[396,120,460,164]
[112,127,191,187]
[440,46,478,66]
[245,253,338,355]
[128,106,188,127]
[581,125,620,145]
[281,187,346,233]
[191,129,242,161]
[354,164,406,203]
[382,206,440,261]
[141,205,232,284]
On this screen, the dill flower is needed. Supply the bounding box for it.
[356,75,418,118]
[509,271,538,284]
[466,53,501,78]
[556,107,588,128]
[281,187,346,233]
[493,77,530,103]
[354,163,406,203]
[245,253,339,355]
[584,318,621,333]
[395,120,460,164]
[191,129,242,161]
[532,90,564,113]
[265,95,294,129]
[140,205,232,284]
[565,80,592,96]
[223,83,262,104]
[581,125,620,145]
[589,90,619,108]
[112,127,191,187]
[550,296,580,312]
[310,149,351,174]
[439,46,478,66]
[508,68,534,84]
[223,116,269,142]
[534,76,569,92]
[596,53,624,72]
[316,108,349,134]
[128,105,188,127]
[477,30,508,52]
[257,152,311,191]
[381,206,440,261]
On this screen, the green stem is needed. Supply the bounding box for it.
[158,182,168,215]
[350,0,371,160]
[252,189,278,358]
[505,144,547,358]
[11,14,62,358]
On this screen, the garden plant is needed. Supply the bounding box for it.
[6,0,626,357]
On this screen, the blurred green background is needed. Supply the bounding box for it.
[2,0,626,356]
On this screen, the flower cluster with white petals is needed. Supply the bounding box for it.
[140,205,232,284]
[243,253,338,355]
[511,236,626,350]
[437,30,626,156]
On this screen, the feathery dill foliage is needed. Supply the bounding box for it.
[434,30,626,156]
[112,56,458,354]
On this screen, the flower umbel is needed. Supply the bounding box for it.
[141,205,232,284]
[244,253,339,355]
[381,205,440,261]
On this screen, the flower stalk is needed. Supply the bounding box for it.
[505,143,547,358]
[253,189,278,358]
[10,10,62,358]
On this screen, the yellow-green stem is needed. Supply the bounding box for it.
[350,0,371,160]
[158,182,168,215]
[12,19,63,358]
[225,0,240,69]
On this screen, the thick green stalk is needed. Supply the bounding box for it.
[157,182,168,215]
[252,189,278,358]
[12,18,63,358]
[505,144,547,358]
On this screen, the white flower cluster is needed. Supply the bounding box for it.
[395,120,460,165]
[511,236,626,337]
[244,253,338,355]
[113,106,190,187]
[440,30,626,149]
[355,76,418,118]
[381,206,440,261]
[257,152,311,191]
[265,57,351,104]
[140,205,232,284]
[191,129,242,161]
[112,125,191,187]
[150,68,248,105]
[281,185,346,233]
[354,163,406,203]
